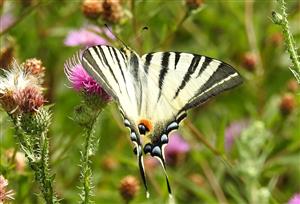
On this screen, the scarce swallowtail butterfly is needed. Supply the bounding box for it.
[81,44,243,198]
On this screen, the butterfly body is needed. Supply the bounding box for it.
[81,44,243,197]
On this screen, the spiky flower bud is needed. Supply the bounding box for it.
[15,86,44,114]
[119,176,140,203]
[82,0,103,19]
[102,0,123,24]
[280,93,296,115]
[185,0,203,10]
[73,104,95,127]
[21,58,45,84]
[20,107,51,135]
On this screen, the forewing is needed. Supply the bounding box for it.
[140,52,243,121]
[81,45,140,120]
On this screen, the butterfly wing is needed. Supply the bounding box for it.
[82,45,142,120]
[81,45,151,196]
[140,52,243,124]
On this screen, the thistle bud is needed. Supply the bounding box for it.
[15,86,44,114]
[119,176,140,203]
[242,52,257,72]
[21,58,45,84]
[185,0,203,10]
[270,32,283,47]
[287,79,299,93]
[101,155,119,171]
[102,0,123,24]
[20,107,51,135]
[280,93,296,115]
[82,0,103,19]
[272,11,283,25]
[73,104,95,127]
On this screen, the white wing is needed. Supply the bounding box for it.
[140,52,243,124]
[81,45,141,121]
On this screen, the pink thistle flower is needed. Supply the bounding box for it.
[288,194,300,204]
[165,132,190,165]
[225,120,248,151]
[0,175,14,203]
[0,13,15,33]
[64,26,114,47]
[64,53,111,101]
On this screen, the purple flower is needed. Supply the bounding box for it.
[165,132,190,165]
[64,55,111,101]
[225,120,248,151]
[288,194,300,204]
[64,26,114,47]
[0,13,15,32]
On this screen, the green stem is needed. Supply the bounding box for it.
[273,0,300,82]
[14,117,58,204]
[80,111,101,204]
[39,132,58,204]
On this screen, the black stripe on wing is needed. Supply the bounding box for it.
[157,52,170,100]
[174,52,181,70]
[95,46,122,93]
[196,57,212,78]
[143,53,153,74]
[173,54,201,99]
[82,48,116,98]
[183,62,243,110]
[81,45,128,100]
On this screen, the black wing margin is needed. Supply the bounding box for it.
[183,60,243,111]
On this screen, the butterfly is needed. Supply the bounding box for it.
[81,45,243,198]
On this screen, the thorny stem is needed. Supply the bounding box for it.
[39,132,57,204]
[14,119,58,204]
[273,0,300,82]
[80,111,102,204]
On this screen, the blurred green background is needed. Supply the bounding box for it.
[1,0,300,203]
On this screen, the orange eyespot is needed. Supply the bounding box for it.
[138,119,153,132]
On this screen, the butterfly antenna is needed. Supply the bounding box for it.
[137,146,150,198]
[104,24,129,49]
